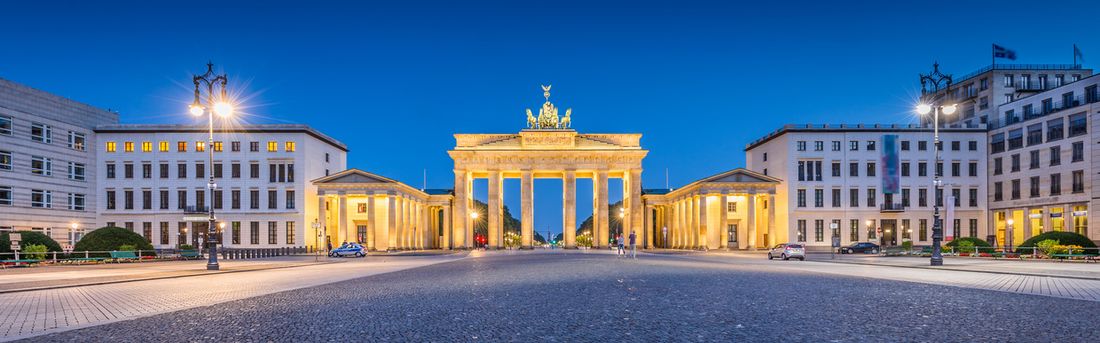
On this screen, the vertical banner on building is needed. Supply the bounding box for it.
[944,196,955,241]
[881,135,900,194]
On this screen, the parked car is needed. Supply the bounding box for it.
[767,243,805,261]
[840,242,880,254]
[329,243,366,257]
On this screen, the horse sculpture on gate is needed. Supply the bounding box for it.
[525,84,573,130]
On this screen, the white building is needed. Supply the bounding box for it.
[0,78,119,244]
[983,73,1100,244]
[745,124,988,250]
[923,63,1092,128]
[95,124,347,249]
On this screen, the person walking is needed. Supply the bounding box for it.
[616,234,625,256]
[628,231,637,259]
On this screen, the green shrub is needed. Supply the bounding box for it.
[118,244,137,251]
[74,227,154,257]
[1036,239,1059,256]
[23,244,48,260]
[1017,231,1097,251]
[179,244,194,250]
[0,231,62,253]
[946,237,991,247]
[901,241,913,251]
[955,240,974,254]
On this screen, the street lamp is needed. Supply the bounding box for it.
[1006,218,1015,253]
[918,62,955,267]
[69,222,78,246]
[189,62,232,271]
[312,219,322,261]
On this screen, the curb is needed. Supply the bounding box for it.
[810,259,1100,281]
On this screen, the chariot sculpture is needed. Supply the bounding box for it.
[526,85,572,130]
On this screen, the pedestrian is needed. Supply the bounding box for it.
[616,234,625,256]
[629,231,637,259]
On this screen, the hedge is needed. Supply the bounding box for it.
[73,227,155,256]
[1017,231,1097,250]
[0,231,62,253]
[945,237,991,247]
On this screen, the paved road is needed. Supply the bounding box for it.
[21,250,1100,342]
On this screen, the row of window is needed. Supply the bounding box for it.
[0,117,88,151]
[796,187,980,208]
[0,186,86,210]
[991,113,1086,153]
[105,140,296,153]
[791,139,978,153]
[104,161,295,183]
[104,189,296,211]
[116,221,296,246]
[992,142,1084,174]
[794,218,980,243]
[797,160,979,181]
[992,171,1085,201]
[0,151,87,180]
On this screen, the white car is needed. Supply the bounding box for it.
[767,243,806,261]
[329,243,366,257]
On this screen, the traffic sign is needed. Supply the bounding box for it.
[10,243,20,251]
[9,233,21,242]
[62,244,74,253]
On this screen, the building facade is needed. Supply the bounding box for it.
[95,124,347,249]
[985,73,1100,244]
[0,78,119,244]
[922,64,1092,128]
[745,124,989,250]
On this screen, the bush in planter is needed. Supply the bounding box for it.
[1036,239,1059,256]
[23,244,48,260]
[0,231,62,253]
[954,240,975,255]
[74,227,154,257]
[1017,231,1096,252]
[901,240,913,252]
[118,244,137,251]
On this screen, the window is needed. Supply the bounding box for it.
[0,186,10,206]
[250,222,260,244]
[124,190,134,209]
[935,188,943,206]
[178,190,187,209]
[1029,150,1040,169]
[849,162,858,177]
[968,162,977,177]
[124,141,134,152]
[952,189,961,207]
[178,141,187,152]
[866,141,875,151]
[1026,124,1043,146]
[968,141,977,151]
[142,222,152,243]
[30,123,51,143]
[231,141,241,152]
[269,164,276,182]
[286,222,295,244]
[867,219,876,239]
[195,163,205,178]
[142,163,152,178]
[287,164,295,182]
[160,222,170,245]
[849,141,858,151]
[917,162,927,177]
[231,190,241,209]
[142,190,151,209]
[849,188,859,207]
[917,219,927,241]
[796,189,806,207]
[1030,176,1040,198]
[1068,113,1087,137]
[177,163,187,178]
[831,162,840,177]
[267,141,278,152]
[900,188,910,207]
[213,163,223,178]
[969,219,978,238]
[951,162,960,177]
[285,142,297,152]
[814,189,823,207]
[68,131,86,151]
[1072,141,1084,162]
[195,190,204,210]
[1010,179,1020,200]
[990,133,1004,153]
[1010,154,1020,172]
[993,182,1003,201]
[1072,170,1084,193]
[211,189,222,210]
[250,163,260,178]
[901,140,910,151]
[68,162,85,181]
[831,141,840,151]
[250,141,259,152]
[993,158,1002,175]
[106,141,117,152]
[195,141,205,152]
[831,189,841,207]
[901,162,910,177]
[1007,129,1023,150]
[268,190,278,209]
[726,202,737,213]
[106,190,116,209]
[213,141,223,152]
[918,188,928,207]
[0,116,10,135]
[250,189,260,209]
[814,220,824,242]
[762,153,767,162]
[0,151,10,170]
[68,193,85,211]
[159,141,169,152]
[122,163,133,178]
[917,141,927,151]
[1050,173,1062,195]
[969,188,978,207]
[901,219,911,240]
[141,141,152,152]
[160,190,169,209]
[850,219,859,242]
[31,156,52,176]
[231,163,241,178]
[159,163,169,178]
[269,222,278,244]
[31,189,52,208]
[866,188,876,207]
[866,162,875,177]
[232,222,242,245]
[796,220,806,242]
[1050,146,1061,166]
[286,190,295,209]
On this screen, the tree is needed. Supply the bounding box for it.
[74,227,154,256]
[0,231,62,253]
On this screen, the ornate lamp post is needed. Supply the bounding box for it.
[189,62,233,271]
[918,62,956,266]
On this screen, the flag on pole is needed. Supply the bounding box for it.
[993,44,1017,60]
[1074,44,1084,64]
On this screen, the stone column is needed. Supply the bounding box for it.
[338,194,348,245]
[488,170,502,249]
[621,173,632,240]
[629,169,644,243]
[387,194,397,251]
[596,170,610,248]
[442,205,452,249]
[316,195,327,251]
[719,193,729,249]
[767,193,776,247]
[396,195,405,249]
[746,193,757,250]
[1023,207,1033,239]
[366,195,376,251]
[452,170,468,249]
[675,198,684,249]
[563,170,577,248]
[698,194,709,249]
[521,170,534,248]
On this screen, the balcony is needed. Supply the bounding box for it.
[183,206,209,214]
[880,203,906,213]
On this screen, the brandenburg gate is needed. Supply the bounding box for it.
[449,86,647,249]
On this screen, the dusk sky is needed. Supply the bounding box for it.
[4,0,1098,238]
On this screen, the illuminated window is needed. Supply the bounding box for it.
[285,142,296,152]
[267,141,277,152]
[213,141,223,152]
[158,141,169,152]
[124,142,134,152]
[196,141,205,152]
[105,141,117,152]
[141,141,152,152]
[177,141,187,152]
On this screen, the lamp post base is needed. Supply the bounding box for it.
[929,257,943,266]
[207,263,220,271]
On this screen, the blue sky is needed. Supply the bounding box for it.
[3,0,1097,238]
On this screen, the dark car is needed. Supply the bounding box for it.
[840,242,880,254]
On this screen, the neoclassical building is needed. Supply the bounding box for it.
[311,87,778,250]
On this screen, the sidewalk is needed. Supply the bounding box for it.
[812,254,1100,280]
